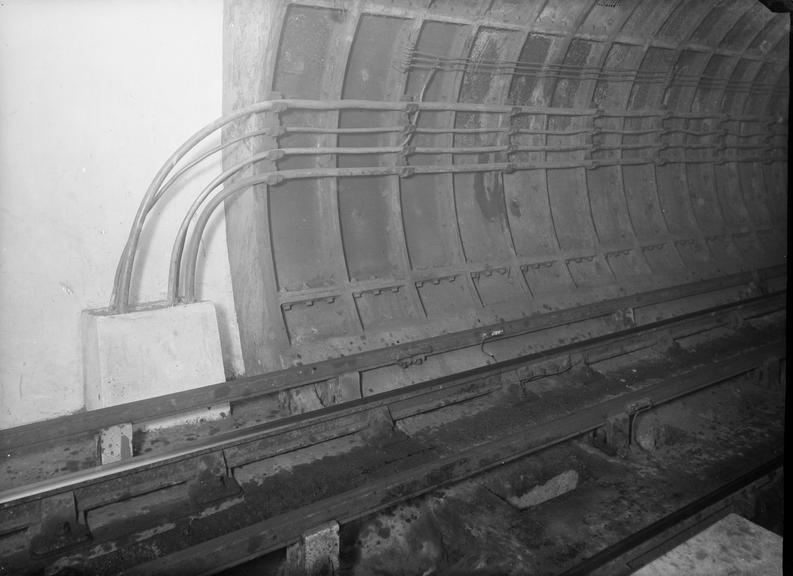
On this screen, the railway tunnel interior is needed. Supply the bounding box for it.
[0,0,789,574]
[219,0,789,388]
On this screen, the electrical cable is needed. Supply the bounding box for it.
[111,98,784,312]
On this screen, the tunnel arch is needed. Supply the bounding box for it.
[220,0,788,377]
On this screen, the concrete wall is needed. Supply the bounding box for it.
[0,0,242,428]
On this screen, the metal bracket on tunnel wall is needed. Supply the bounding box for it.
[29,492,90,557]
[391,344,433,369]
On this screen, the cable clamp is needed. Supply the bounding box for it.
[267,126,287,138]
[403,102,419,116]
[397,146,415,167]
[660,110,675,128]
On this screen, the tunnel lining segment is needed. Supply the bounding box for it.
[221,0,788,376]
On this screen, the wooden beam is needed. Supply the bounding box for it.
[0,270,783,454]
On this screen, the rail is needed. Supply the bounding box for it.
[2,270,784,455]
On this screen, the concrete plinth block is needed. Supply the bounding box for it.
[98,423,133,464]
[285,521,340,575]
[338,371,362,401]
[82,302,229,457]
[634,413,666,452]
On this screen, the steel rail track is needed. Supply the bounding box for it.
[0,296,784,575]
[2,268,783,455]
[559,455,785,576]
[119,339,785,576]
[0,289,784,509]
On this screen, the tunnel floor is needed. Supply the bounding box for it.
[219,318,784,576]
[0,303,784,575]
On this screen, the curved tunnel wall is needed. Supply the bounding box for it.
[223,0,789,382]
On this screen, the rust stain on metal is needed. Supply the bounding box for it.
[473,158,506,222]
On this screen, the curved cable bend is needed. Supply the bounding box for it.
[116,97,778,312]
[111,101,278,313]
[167,148,278,305]
[112,98,599,312]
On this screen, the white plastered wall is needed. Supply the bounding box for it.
[0,0,244,429]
